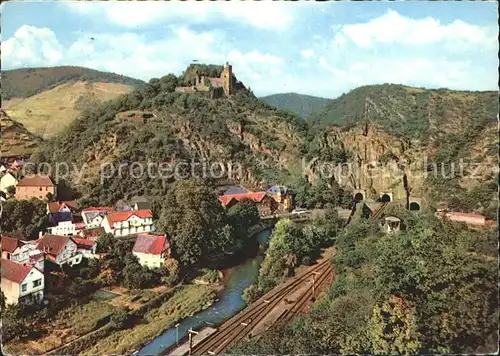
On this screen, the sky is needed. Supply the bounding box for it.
[1,1,498,98]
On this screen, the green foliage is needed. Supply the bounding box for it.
[291,177,352,209]
[235,207,498,354]
[1,66,144,99]
[1,199,48,238]
[260,92,330,119]
[96,233,115,253]
[155,178,235,266]
[110,309,131,330]
[197,268,220,284]
[308,84,496,141]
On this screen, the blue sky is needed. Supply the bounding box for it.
[1,1,498,98]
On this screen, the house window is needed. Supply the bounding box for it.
[39,187,42,191]
[33,279,42,288]
[21,283,27,292]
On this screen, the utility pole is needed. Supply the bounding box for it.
[175,323,180,346]
[188,328,199,356]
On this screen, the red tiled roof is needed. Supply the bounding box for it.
[218,192,267,207]
[74,222,86,230]
[82,206,114,213]
[80,227,105,238]
[17,174,54,187]
[36,234,71,257]
[47,200,80,213]
[446,212,485,219]
[106,209,152,225]
[132,234,169,255]
[72,237,96,250]
[1,235,22,253]
[1,259,34,283]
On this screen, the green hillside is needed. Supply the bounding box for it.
[32,70,308,205]
[1,66,145,99]
[260,92,330,119]
[308,84,497,141]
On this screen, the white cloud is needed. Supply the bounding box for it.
[65,1,295,30]
[2,25,63,68]
[1,25,286,95]
[334,9,497,50]
[300,49,315,59]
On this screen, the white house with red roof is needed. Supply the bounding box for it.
[1,259,44,305]
[72,237,97,259]
[1,235,44,271]
[132,234,170,268]
[35,234,83,267]
[82,206,114,229]
[102,209,154,237]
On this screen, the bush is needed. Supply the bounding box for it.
[110,309,131,330]
[242,284,262,304]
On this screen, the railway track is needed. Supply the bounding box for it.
[189,257,333,355]
[372,202,388,219]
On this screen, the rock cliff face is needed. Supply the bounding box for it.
[309,124,427,201]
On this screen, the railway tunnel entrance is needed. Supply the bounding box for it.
[380,194,392,203]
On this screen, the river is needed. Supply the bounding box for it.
[136,228,272,356]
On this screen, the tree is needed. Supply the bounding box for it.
[368,296,422,354]
[5,185,15,196]
[123,261,153,289]
[110,308,131,329]
[46,192,54,202]
[156,178,236,265]
[1,199,48,238]
[228,198,260,239]
[96,233,115,253]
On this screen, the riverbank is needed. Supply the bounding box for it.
[80,284,216,356]
[136,229,272,356]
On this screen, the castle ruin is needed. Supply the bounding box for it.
[175,62,233,98]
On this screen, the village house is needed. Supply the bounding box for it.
[47,200,80,215]
[47,200,80,225]
[78,226,106,240]
[102,209,155,237]
[72,237,97,259]
[1,236,44,271]
[266,185,294,212]
[436,211,492,227]
[47,220,86,236]
[218,191,278,216]
[0,171,18,195]
[132,234,170,268]
[35,234,83,267]
[82,206,114,228]
[1,259,44,306]
[15,174,56,200]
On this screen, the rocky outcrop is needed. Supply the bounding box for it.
[309,124,426,201]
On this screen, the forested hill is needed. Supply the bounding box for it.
[1,66,145,99]
[307,83,497,141]
[32,70,308,205]
[260,92,330,119]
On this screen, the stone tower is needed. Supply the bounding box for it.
[221,62,233,96]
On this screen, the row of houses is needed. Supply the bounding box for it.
[45,199,155,238]
[1,231,171,306]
